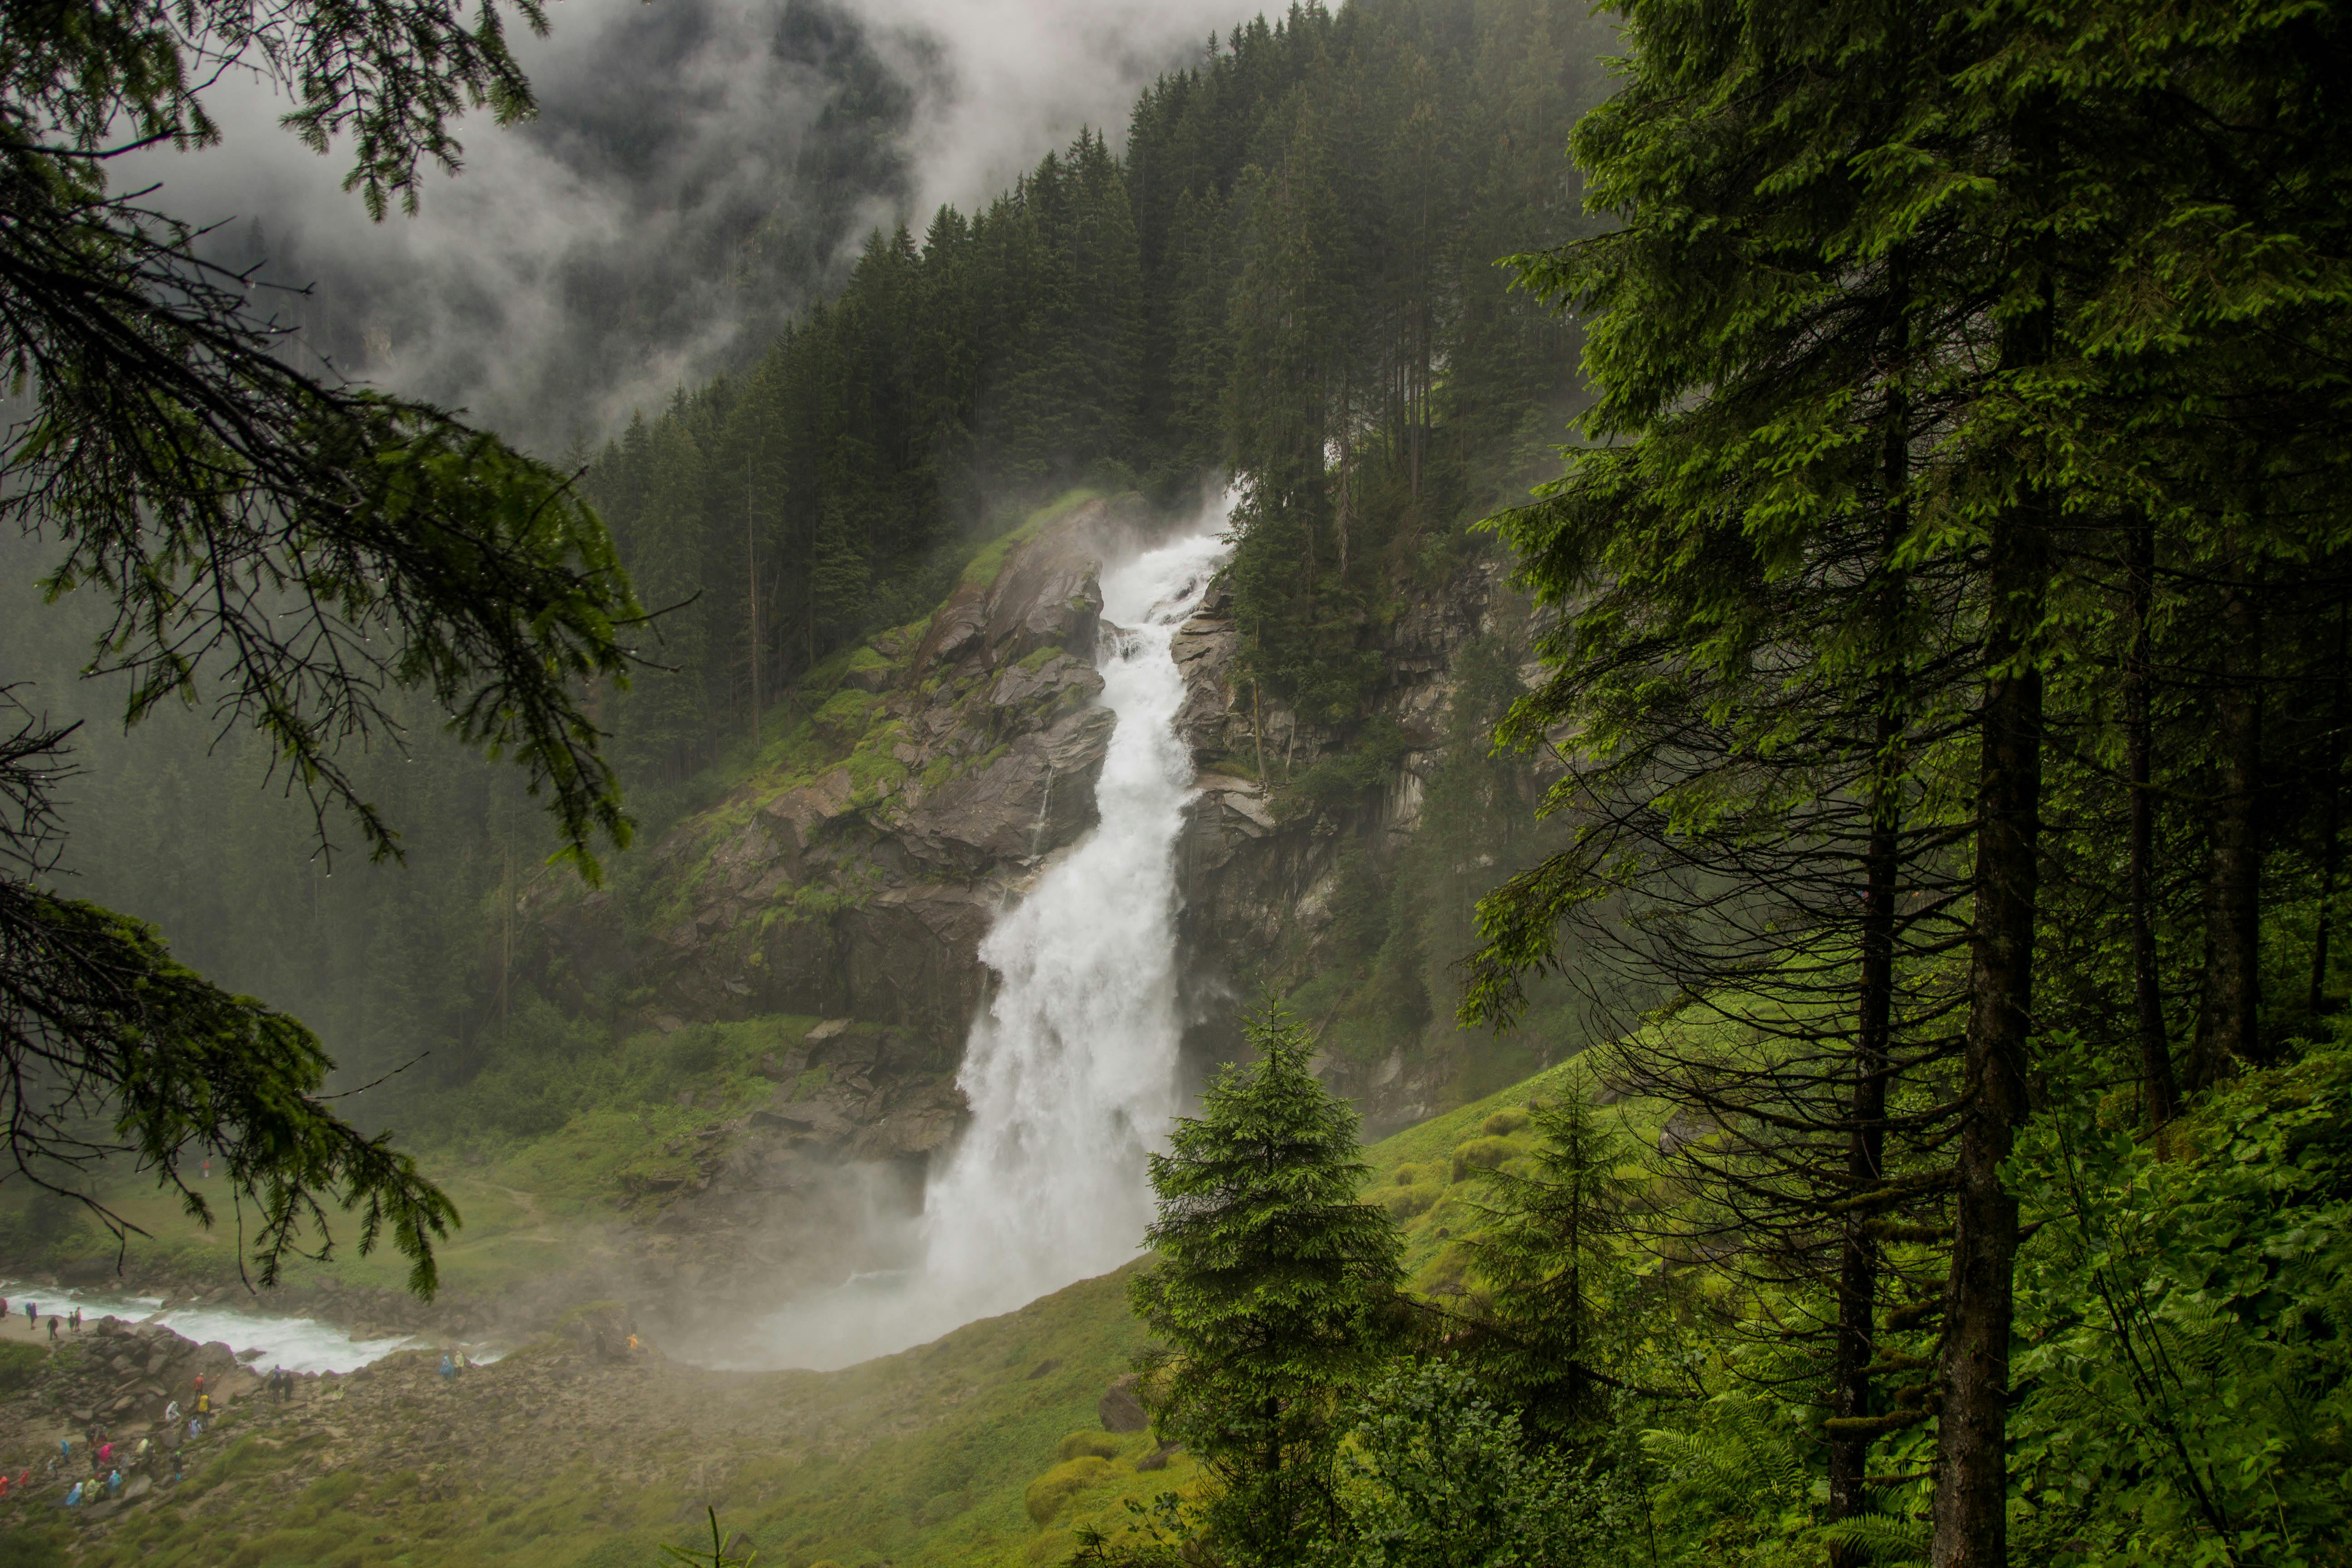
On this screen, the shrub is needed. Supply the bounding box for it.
[1379,1183,1443,1220]
[1057,1431,1126,1462]
[1451,1136,1519,1182]
[0,1340,43,1392]
[1481,1108,1532,1137]
[1390,1162,1435,1187]
[1023,1457,1116,1526]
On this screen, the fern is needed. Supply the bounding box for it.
[1816,1513,1928,1566]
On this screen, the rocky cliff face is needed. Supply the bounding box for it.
[1160,558,1519,1130]
[525,495,1518,1312]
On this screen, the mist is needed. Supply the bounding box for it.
[123,0,1252,451]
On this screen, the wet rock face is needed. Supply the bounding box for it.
[532,496,1144,1049]
[1162,559,1516,1128]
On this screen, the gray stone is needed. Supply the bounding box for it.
[1099,1375,1148,1433]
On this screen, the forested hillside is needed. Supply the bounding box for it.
[8,0,1608,1124]
[1067,0,2352,1565]
[583,0,1604,790]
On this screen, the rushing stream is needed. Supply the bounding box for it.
[0,1279,427,1374]
[730,508,1231,1370]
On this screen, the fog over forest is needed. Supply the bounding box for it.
[138,0,1249,447]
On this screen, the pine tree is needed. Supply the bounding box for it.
[1129,1004,1405,1567]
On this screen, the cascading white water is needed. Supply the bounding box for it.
[917,522,1230,1311]
[728,509,1229,1370]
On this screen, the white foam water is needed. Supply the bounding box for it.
[0,1278,426,1374]
[729,505,1231,1370]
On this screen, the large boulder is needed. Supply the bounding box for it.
[1098,1374,1149,1433]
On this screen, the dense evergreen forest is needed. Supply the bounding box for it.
[583,0,1602,785]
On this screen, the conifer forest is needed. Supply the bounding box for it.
[0,1,2348,1567]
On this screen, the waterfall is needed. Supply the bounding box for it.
[916,523,1229,1317]
[729,510,1229,1370]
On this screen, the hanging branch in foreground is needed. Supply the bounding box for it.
[0,0,643,1291]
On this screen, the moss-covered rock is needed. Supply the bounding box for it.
[1024,1455,1118,1526]
[1057,1429,1126,1462]
[1450,1135,1520,1182]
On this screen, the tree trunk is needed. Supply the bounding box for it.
[1831,354,1909,1539]
[2194,555,2263,1079]
[1933,497,2046,1568]
[2310,603,2346,1017]
[1829,784,1898,1530]
[2125,513,2177,1127]
[746,480,762,749]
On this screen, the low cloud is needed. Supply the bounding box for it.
[121,0,1251,451]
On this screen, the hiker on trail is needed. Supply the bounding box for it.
[194,1391,210,1417]
[438,1353,454,1382]
[21,1300,32,1326]
[106,1470,121,1497]
[163,1400,179,1426]
[627,1333,640,1353]
[187,1418,201,1441]
[62,1481,80,1508]
[170,1451,183,1485]
[45,1318,56,1343]
[193,1371,205,1396]
[68,1308,80,1333]
[56,1441,68,1464]
[96,1443,111,1465]
[2,1296,10,1318]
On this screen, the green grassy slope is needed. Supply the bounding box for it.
[9,1048,1641,1568]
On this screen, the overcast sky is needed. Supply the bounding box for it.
[129,0,1251,448]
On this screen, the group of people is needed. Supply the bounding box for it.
[36,1415,187,1511]
[1,1297,84,1341]
[0,1364,217,1514]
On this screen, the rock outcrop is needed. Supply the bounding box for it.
[530,497,1142,1049]
[1161,560,1520,1127]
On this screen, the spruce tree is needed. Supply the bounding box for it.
[1129,1004,1404,1567]
[1463,1097,1636,1445]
